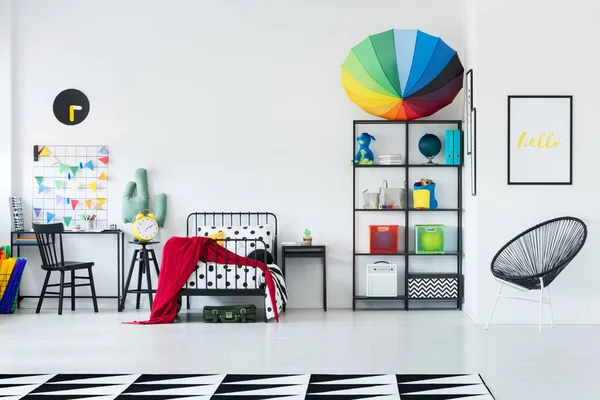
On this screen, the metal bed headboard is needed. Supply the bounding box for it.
[186,211,278,259]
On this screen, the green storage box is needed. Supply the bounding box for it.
[415,224,445,254]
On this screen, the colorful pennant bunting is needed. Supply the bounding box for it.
[84,200,92,209]
[71,181,80,190]
[49,156,59,166]
[34,207,41,217]
[85,160,94,170]
[88,181,97,193]
[55,180,63,190]
[60,163,68,173]
[99,146,109,155]
[70,166,78,176]
[63,216,72,227]
[99,156,109,165]
[46,212,55,223]
[71,200,79,210]
[38,146,50,156]
[38,184,48,194]
[97,198,106,207]
[56,195,64,205]
[35,176,43,185]
[98,172,107,181]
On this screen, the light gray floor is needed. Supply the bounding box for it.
[1,308,599,400]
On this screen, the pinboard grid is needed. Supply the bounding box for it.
[32,145,109,230]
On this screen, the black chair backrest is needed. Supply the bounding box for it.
[491,216,587,287]
[32,223,66,268]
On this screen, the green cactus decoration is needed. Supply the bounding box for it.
[304,228,311,237]
[122,168,167,227]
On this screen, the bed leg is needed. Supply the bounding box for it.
[264,294,268,323]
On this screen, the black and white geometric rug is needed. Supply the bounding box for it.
[0,374,495,399]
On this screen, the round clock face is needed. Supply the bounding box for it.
[53,88,90,125]
[135,217,158,240]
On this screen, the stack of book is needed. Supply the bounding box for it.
[377,154,404,165]
[15,237,38,245]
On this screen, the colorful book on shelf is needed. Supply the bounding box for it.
[453,130,461,165]
[444,130,462,165]
[15,238,38,243]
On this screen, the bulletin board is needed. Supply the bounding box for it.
[32,145,109,230]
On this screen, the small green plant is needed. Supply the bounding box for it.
[304,228,311,237]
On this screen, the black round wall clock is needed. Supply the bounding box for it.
[53,88,90,125]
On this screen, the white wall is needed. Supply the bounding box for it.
[460,0,478,320]
[471,0,600,324]
[9,0,467,309]
[0,0,11,233]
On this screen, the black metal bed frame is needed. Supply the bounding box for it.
[178,211,278,314]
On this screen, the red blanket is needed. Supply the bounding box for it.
[125,236,279,324]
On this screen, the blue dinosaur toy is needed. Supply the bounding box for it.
[353,132,376,164]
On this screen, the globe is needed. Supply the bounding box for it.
[418,133,442,164]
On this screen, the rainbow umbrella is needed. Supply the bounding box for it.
[341,29,464,120]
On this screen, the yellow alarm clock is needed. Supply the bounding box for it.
[132,210,159,242]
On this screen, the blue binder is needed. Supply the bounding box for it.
[444,130,454,165]
[453,130,461,165]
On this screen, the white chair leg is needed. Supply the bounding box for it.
[547,287,554,328]
[539,278,544,334]
[485,284,503,330]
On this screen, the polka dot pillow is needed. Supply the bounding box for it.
[197,224,275,257]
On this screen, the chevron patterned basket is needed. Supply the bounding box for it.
[408,275,458,299]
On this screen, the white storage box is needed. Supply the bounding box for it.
[366,262,398,297]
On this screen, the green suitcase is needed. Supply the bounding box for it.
[202,304,257,323]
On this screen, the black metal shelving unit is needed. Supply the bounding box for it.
[352,119,463,311]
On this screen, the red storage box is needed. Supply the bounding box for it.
[369,225,399,253]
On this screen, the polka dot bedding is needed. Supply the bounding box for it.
[186,224,287,320]
[197,224,275,256]
[186,261,287,319]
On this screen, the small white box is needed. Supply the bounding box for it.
[366,263,398,297]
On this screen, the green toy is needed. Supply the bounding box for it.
[304,228,311,237]
[122,168,167,227]
[0,245,10,258]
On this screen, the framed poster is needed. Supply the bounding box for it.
[508,95,573,185]
[470,108,477,196]
[465,70,473,154]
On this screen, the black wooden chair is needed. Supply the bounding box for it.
[486,216,587,333]
[33,223,99,315]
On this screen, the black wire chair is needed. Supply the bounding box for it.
[485,216,587,333]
